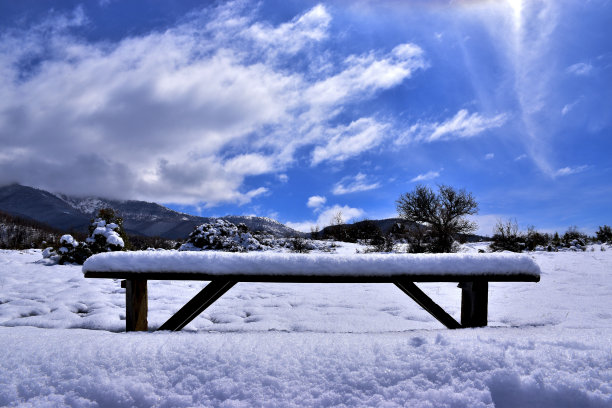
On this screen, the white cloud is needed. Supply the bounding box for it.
[566,62,593,76]
[410,170,441,182]
[561,98,582,116]
[514,154,527,161]
[0,4,427,205]
[555,165,588,177]
[400,110,508,144]
[311,118,389,165]
[484,153,495,160]
[332,173,380,195]
[304,43,425,110]
[277,174,289,183]
[307,195,327,209]
[286,204,364,232]
[246,4,331,55]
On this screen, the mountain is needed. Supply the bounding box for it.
[0,184,302,239]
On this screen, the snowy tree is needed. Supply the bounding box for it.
[85,208,128,253]
[54,208,128,264]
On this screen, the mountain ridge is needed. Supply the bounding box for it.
[0,184,302,239]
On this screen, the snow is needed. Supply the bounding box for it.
[59,234,78,247]
[83,251,541,277]
[1,245,611,407]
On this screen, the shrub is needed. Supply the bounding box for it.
[289,236,312,253]
[490,219,524,252]
[595,225,612,243]
[562,226,587,247]
[179,220,264,252]
[56,234,92,265]
[367,234,395,253]
[396,185,478,253]
[524,226,549,251]
[52,208,128,264]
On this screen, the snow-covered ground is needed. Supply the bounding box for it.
[0,243,611,407]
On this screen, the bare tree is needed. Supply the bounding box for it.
[396,184,478,253]
[330,210,344,226]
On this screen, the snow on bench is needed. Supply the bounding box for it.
[82,251,540,332]
[83,251,540,281]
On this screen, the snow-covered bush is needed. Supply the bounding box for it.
[289,236,314,253]
[55,234,92,265]
[179,220,265,252]
[52,208,128,264]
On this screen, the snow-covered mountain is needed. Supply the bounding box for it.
[0,184,302,239]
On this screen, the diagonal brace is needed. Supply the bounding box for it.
[394,279,462,329]
[158,279,237,331]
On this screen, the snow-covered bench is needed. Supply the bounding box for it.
[82,251,540,332]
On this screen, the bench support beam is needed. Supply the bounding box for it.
[157,279,237,331]
[394,280,462,329]
[459,281,488,327]
[124,279,148,332]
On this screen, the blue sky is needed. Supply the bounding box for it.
[1,0,610,235]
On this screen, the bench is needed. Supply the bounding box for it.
[82,251,540,332]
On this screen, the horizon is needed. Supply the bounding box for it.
[1,1,610,236]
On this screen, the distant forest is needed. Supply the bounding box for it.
[0,210,175,250]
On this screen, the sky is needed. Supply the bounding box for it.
[0,0,610,236]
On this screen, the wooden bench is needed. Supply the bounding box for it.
[82,251,540,332]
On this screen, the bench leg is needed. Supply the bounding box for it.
[394,280,462,329]
[125,279,148,332]
[157,279,237,331]
[459,281,488,327]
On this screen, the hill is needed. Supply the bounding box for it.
[0,184,302,239]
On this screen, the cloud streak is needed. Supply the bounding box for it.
[399,110,507,144]
[410,170,441,182]
[332,173,380,195]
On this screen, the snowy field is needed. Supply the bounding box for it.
[0,244,611,407]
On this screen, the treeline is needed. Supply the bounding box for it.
[0,210,177,251]
[0,210,65,249]
[491,219,612,252]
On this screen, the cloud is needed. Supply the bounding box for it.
[304,43,426,110]
[561,97,582,116]
[332,173,380,195]
[566,62,593,76]
[555,165,588,177]
[484,153,495,160]
[311,118,389,165]
[410,170,441,182]
[514,154,527,161]
[286,204,364,232]
[399,110,508,144]
[246,4,331,55]
[307,195,327,209]
[0,4,427,205]
[277,174,289,183]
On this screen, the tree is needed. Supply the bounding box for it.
[595,225,612,243]
[330,210,344,226]
[396,184,478,253]
[490,218,523,252]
